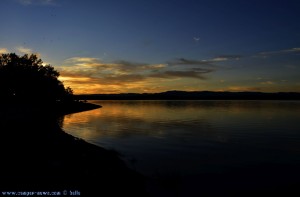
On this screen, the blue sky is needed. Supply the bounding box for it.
[1,0,300,93]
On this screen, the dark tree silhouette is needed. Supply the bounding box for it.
[0,53,73,104]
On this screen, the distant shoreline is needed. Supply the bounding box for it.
[74,91,300,100]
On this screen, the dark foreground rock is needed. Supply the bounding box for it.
[0,103,146,196]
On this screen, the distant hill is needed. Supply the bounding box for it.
[74,91,300,100]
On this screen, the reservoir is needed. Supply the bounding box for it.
[62,100,300,195]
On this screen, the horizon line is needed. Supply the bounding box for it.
[74,90,300,95]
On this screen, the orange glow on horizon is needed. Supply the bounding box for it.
[59,75,300,94]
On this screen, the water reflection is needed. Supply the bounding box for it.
[63,100,300,140]
[63,100,216,139]
[63,100,300,179]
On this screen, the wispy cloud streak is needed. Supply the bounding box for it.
[258,48,300,56]
[168,58,214,66]
[168,55,242,67]
[150,70,211,80]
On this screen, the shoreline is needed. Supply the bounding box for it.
[55,100,102,115]
[63,100,300,197]
[0,101,146,196]
[74,91,300,100]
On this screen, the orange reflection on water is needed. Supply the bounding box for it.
[62,109,104,139]
[64,108,103,125]
[62,100,300,146]
[62,100,213,140]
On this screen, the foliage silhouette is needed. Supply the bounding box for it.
[0,53,73,104]
[0,54,142,195]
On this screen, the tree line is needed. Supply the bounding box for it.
[0,53,73,104]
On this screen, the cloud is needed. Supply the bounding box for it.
[284,48,300,53]
[211,57,228,62]
[17,0,57,5]
[16,46,33,54]
[60,57,213,81]
[150,70,211,80]
[61,57,167,76]
[113,60,166,73]
[58,72,159,94]
[0,48,9,54]
[58,56,217,93]
[1,46,41,56]
[260,81,275,85]
[168,55,241,67]
[103,74,146,84]
[258,47,300,57]
[225,86,261,92]
[211,55,242,61]
[168,58,213,66]
[65,57,100,63]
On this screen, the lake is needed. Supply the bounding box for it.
[62,100,300,196]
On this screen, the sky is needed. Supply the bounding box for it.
[1,0,300,94]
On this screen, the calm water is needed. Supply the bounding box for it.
[62,100,300,194]
[63,101,300,197]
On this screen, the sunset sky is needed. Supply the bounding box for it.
[1,0,300,94]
